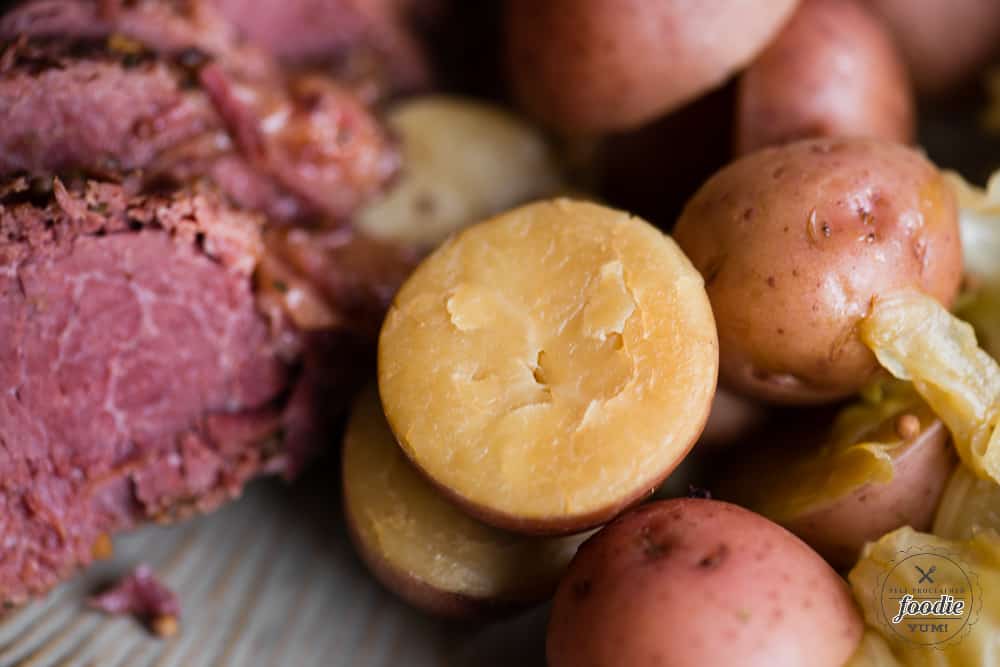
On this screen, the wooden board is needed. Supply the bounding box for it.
[0,459,549,667]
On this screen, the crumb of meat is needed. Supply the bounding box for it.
[87,564,181,638]
[91,534,114,560]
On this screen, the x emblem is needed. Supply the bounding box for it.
[915,565,936,584]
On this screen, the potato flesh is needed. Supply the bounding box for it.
[847,527,1000,665]
[860,290,1000,482]
[378,200,718,527]
[355,96,564,248]
[343,387,589,600]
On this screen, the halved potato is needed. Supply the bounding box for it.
[355,96,565,248]
[378,199,718,534]
[342,385,591,618]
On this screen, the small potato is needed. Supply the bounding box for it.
[547,498,863,667]
[505,0,799,132]
[342,386,591,617]
[868,0,1000,95]
[674,138,963,403]
[718,383,956,570]
[736,0,914,155]
[355,96,565,248]
[379,200,718,534]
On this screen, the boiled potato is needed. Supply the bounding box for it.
[355,96,565,248]
[378,200,718,534]
[736,0,914,155]
[720,381,955,569]
[547,498,863,667]
[505,0,799,132]
[868,0,1000,95]
[674,138,963,403]
[342,385,591,617]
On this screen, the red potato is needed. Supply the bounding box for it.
[782,418,954,569]
[868,0,1000,95]
[342,386,591,618]
[378,200,718,535]
[718,389,957,570]
[674,138,963,404]
[505,0,800,133]
[547,499,863,667]
[736,0,914,155]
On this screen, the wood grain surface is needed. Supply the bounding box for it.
[0,458,549,667]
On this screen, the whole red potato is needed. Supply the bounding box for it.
[547,498,863,667]
[868,0,1000,95]
[736,0,914,155]
[505,0,799,133]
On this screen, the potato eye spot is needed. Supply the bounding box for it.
[697,543,730,569]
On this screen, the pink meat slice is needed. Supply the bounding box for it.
[0,180,290,605]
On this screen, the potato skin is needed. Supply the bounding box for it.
[342,496,500,619]
[673,138,962,403]
[547,499,863,667]
[505,0,799,133]
[781,420,956,570]
[868,0,1000,95]
[736,0,914,155]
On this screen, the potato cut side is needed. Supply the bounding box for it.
[355,96,564,248]
[378,199,718,533]
[342,386,591,617]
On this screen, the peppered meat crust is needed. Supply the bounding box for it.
[0,20,400,224]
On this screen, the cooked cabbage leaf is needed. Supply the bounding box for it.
[945,170,1000,284]
[860,291,1000,483]
[946,170,1000,360]
[933,463,1000,541]
[730,380,929,520]
[847,527,1000,666]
